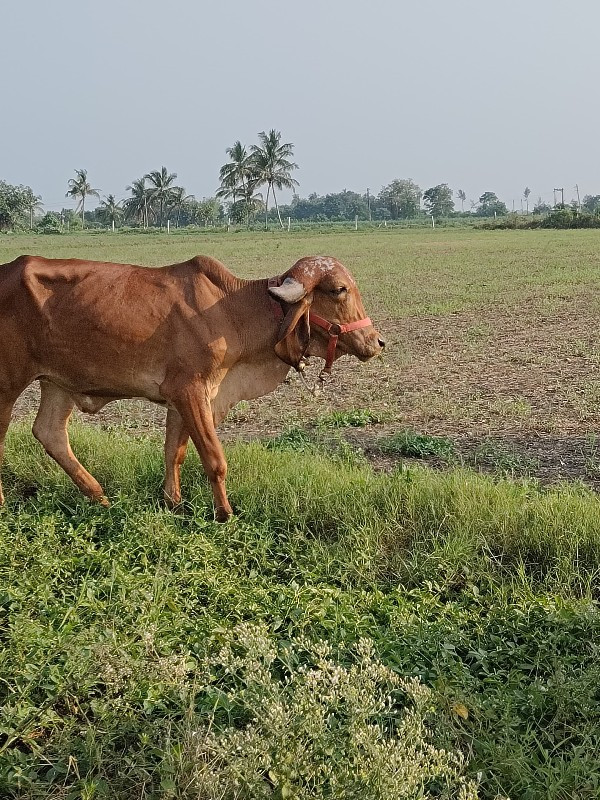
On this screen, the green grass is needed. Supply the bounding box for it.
[1,424,600,797]
[3,227,600,318]
[376,430,456,459]
[3,229,600,796]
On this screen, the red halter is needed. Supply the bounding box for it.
[268,276,372,374]
[307,312,372,374]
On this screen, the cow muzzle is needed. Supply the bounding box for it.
[309,312,383,372]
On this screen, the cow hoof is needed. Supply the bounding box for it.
[215,507,233,523]
[163,493,181,510]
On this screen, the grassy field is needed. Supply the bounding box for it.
[5,228,600,481]
[2,229,600,798]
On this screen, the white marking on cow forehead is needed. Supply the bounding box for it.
[300,256,356,284]
[311,256,336,270]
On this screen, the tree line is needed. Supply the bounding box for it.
[2,128,598,232]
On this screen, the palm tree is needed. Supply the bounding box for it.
[97,194,123,231]
[238,178,263,227]
[218,141,253,205]
[169,186,194,228]
[457,189,466,212]
[124,177,150,228]
[24,191,43,229]
[523,186,531,214]
[145,167,180,228]
[66,169,100,228]
[250,130,299,229]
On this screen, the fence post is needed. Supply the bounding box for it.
[355,215,358,230]
[287,216,291,231]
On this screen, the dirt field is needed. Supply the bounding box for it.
[5,228,600,486]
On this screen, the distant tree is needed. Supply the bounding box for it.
[423,184,454,217]
[250,129,299,229]
[37,211,63,234]
[238,179,264,227]
[124,178,150,227]
[192,197,222,227]
[476,191,508,217]
[456,189,466,212]
[532,197,552,215]
[97,194,123,230]
[65,169,100,228]
[145,166,180,228]
[0,181,40,231]
[24,189,43,229]
[59,208,82,230]
[523,186,531,214]
[217,141,253,207]
[582,194,600,214]
[377,179,421,219]
[168,186,194,228]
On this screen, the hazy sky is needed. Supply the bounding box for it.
[3,0,599,211]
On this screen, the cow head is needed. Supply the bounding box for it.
[268,256,385,369]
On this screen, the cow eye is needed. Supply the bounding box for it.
[330,287,347,296]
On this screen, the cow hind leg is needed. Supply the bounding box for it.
[0,395,18,505]
[32,381,108,505]
[163,407,190,507]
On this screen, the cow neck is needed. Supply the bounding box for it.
[268,276,285,323]
[236,277,287,357]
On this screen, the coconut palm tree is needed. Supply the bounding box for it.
[24,190,43,229]
[168,186,194,228]
[250,130,299,229]
[218,141,253,205]
[97,195,123,231]
[65,169,100,228]
[124,177,150,228]
[144,166,180,228]
[238,178,263,227]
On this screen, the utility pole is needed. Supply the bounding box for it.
[553,188,564,207]
[575,184,581,209]
[366,188,371,222]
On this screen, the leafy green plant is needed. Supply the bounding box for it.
[316,408,386,428]
[377,430,455,459]
[263,426,317,452]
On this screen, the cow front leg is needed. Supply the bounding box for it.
[163,407,189,507]
[32,381,109,505]
[166,381,233,522]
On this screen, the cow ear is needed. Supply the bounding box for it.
[268,277,307,304]
[274,297,311,369]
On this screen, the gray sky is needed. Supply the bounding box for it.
[2,0,599,211]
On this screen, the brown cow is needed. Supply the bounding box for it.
[0,254,384,520]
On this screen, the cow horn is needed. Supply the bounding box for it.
[268,277,306,304]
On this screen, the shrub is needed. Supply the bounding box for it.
[36,212,62,234]
[178,624,479,799]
